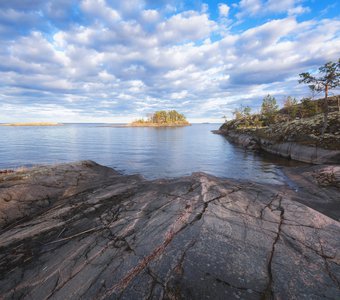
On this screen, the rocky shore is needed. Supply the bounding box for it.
[0,161,339,299]
[215,112,340,164]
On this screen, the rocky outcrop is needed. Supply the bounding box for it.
[283,165,340,221]
[217,111,340,164]
[259,137,340,164]
[0,161,339,299]
[0,161,122,228]
[313,165,340,188]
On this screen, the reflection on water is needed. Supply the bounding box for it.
[0,123,305,184]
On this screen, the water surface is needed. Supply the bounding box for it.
[0,123,304,184]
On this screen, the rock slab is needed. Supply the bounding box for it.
[0,161,339,299]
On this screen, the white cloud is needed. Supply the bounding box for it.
[288,5,310,16]
[237,0,262,17]
[0,0,339,122]
[237,0,310,18]
[266,0,296,13]
[157,11,217,44]
[141,9,159,22]
[218,3,230,17]
[80,0,120,23]
[170,90,189,99]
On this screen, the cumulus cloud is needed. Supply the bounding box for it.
[0,0,339,122]
[218,3,230,17]
[237,0,262,17]
[80,0,121,23]
[141,9,160,23]
[288,5,311,16]
[236,0,310,18]
[157,11,217,44]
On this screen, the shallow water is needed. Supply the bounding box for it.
[0,123,305,184]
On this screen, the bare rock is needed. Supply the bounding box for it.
[218,111,340,164]
[0,161,339,299]
[0,161,122,228]
[313,166,340,188]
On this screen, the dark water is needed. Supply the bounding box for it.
[0,123,303,184]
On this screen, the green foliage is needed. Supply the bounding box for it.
[133,110,188,125]
[300,97,320,118]
[261,94,278,124]
[299,58,340,133]
[232,108,243,120]
[283,96,298,120]
[232,105,251,120]
[299,59,340,94]
[243,106,251,116]
[134,118,146,123]
[253,115,263,128]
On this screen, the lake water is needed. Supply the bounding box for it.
[0,123,303,184]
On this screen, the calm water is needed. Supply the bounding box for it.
[0,123,302,184]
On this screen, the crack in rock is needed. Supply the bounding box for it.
[0,162,339,300]
[263,196,285,300]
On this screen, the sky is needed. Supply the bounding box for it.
[0,0,339,123]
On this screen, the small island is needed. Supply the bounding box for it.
[0,122,62,127]
[130,110,190,127]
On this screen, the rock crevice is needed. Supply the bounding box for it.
[0,161,339,299]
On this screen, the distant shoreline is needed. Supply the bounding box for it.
[128,122,191,127]
[99,123,191,128]
[0,122,62,127]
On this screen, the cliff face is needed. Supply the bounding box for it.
[218,112,340,164]
[0,161,339,299]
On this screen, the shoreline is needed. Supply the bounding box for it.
[0,160,339,299]
[98,124,191,128]
[1,160,338,220]
[215,111,340,165]
[215,129,340,164]
[127,122,191,127]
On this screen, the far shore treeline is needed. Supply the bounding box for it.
[131,110,190,126]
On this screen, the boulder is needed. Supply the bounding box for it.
[313,165,340,188]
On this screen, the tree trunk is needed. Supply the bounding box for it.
[321,84,329,135]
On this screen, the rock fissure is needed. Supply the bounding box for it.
[318,235,340,288]
[205,272,264,295]
[262,197,285,300]
[0,162,339,300]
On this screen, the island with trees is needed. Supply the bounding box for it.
[130,110,190,127]
[216,59,340,164]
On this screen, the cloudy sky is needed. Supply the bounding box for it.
[0,0,339,123]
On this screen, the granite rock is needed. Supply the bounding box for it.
[0,161,339,299]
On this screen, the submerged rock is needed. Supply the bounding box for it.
[0,161,339,299]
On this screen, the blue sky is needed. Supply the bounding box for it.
[0,0,339,123]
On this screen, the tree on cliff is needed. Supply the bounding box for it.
[299,58,340,134]
[232,105,251,120]
[261,95,278,124]
[300,97,320,118]
[283,96,298,121]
